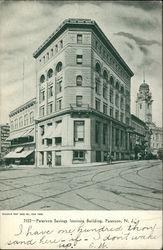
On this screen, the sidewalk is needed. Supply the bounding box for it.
[1,159,145,170]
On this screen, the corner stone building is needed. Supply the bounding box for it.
[33,19,134,167]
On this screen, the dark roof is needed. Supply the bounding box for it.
[139,81,149,91]
[33,18,134,77]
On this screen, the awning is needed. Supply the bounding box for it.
[6,130,26,141]
[4,151,18,158]
[43,126,53,139]
[53,123,62,138]
[22,129,34,138]
[4,150,34,159]
[15,147,24,153]
[6,129,34,141]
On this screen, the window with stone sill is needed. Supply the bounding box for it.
[74,121,85,142]
[76,75,82,86]
[76,55,83,64]
[77,34,82,44]
[73,150,85,161]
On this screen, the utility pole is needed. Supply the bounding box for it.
[22,59,25,104]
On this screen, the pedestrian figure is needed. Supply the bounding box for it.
[48,155,52,168]
[107,152,112,164]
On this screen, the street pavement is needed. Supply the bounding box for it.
[0,160,162,210]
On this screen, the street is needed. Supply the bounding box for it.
[0,160,162,210]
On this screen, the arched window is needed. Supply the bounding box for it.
[103,70,108,81]
[120,86,124,94]
[40,74,45,84]
[110,76,114,87]
[95,62,101,75]
[76,75,82,86]
[56,62,62,73]
[47,68,53,78]
[116,81,119,91]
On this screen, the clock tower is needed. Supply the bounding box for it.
[136,80,153,124]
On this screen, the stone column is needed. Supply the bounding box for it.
[44,151,47,167]
[52,150,55,168]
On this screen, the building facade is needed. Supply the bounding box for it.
[136,80,162,153]
[130,114,151,158]
[149,124,162,153]
[4,98,36,165]
[0,123,10,163]
[33,18,134,167]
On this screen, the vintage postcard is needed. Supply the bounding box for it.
[0,0,162,249]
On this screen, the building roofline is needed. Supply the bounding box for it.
[9,97,36,117]
[131,114,147,127]
[33,18,134,77]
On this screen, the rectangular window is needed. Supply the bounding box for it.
[95,121,100,144]
[95,79,100,95]
[76,96,82,107]
[103,83,107,99]
[103,103,107,114]
[19,117,23,127]
[103,124,107,145]
[47,138,52,146]
[24,115,28,126]
[56,99,62,111]
[56,80,62,94]
[48,103,53,114]
[48,86,53,98]
[140,104,142,109]
[43,56,45,63]
[95,99,100,111]
[76,55,83,64]
[30,112,34,124]
[40,106,45,117]
[40,90,45,102]
[110,107,113,117]
[110,89,113,103]
[115,94,119,107]
[115,110,119,120]
[55,137,62,145]
[73,150,85,161]
[74,121,84,142]
[40,125,44,137]
[120,97,124,110]
[77,34,82,44]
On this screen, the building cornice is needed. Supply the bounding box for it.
[9,98,36,118]
[33,18,134,77]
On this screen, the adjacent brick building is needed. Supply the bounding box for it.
[4,98,36,165]
[0,123,10,163]
[33,18,134,166]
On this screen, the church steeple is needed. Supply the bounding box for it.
[136,74,153,123]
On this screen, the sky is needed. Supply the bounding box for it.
[0,0,162,126]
